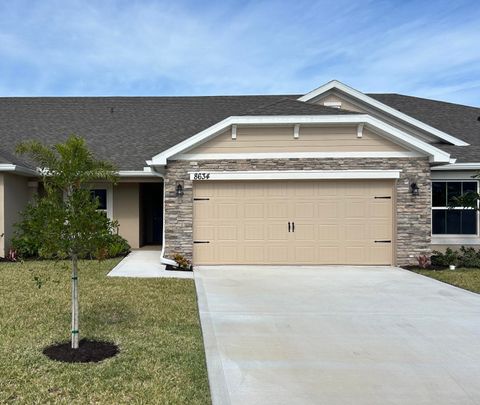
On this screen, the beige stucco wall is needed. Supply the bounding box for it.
[0,173,31,257]
[189,125,407,154]
[113,183,140,249]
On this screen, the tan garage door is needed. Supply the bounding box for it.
[193,180,394,265]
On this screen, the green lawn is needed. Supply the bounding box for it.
[411,268,480,294]
[0,259,211,404]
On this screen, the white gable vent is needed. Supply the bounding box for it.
[323,101,342,108]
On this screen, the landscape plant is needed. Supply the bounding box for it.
[16,135,117,349]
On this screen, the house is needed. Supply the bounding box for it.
[1,80,479,266]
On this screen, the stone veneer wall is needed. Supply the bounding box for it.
[164,158,431,266]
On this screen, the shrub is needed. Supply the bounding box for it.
[431,248,459,267]
[458,246,480,268]
[12,199,130,260]
[172,253,191,270]
[105,233,131,258]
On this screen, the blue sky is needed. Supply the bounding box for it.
[0,0,479,105]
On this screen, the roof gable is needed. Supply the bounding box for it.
[298,80,469,146]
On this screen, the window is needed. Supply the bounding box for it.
[91,189,108,214]
[432,181,478,235]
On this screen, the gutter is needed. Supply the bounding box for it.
[0,164,39,177]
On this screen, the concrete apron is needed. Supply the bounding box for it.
[194,265,480,405]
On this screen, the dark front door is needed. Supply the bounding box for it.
[140,183,164,246]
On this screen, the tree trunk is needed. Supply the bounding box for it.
[71,254,79,349]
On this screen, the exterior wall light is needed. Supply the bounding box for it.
[410,182,419,196]
[176,181,184,197]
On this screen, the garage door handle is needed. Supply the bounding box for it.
[374,240,391,243]
[292,222,295,232]
[288,222,291,232]
[194,241,210,244]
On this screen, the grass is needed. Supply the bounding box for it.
[411,267,480,294]
[0,258,211,404]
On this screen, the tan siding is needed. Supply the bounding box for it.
[189,125,408,154]
[314,92,437,144]
[1,174,30,257]
[113,183,140,249]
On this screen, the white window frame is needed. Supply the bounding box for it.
[431,179,479,244]
[90,184,113,220]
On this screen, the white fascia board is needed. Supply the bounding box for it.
[298,80,468,147]
[150,113,450,165]
[177,151,423,160]
[188,169,401,181]
[431,163,480,171]
[118,168,164,177]
[363,115,450,163]
[0,164,39,177]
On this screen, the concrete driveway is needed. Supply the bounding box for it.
[194,266,480,405]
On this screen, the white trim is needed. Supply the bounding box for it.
[90,184,113,220]
[298,80,468,146]
[432,236,480,245]
[0,164,39,176]
[431,163,480,171]
[177,151,424,161]
[188,169,401,181]
[431,179,479,241]
[293,124,300,139]
[150,114,451,165]
[231,125,237,140]
[118,168,163,177]
[357,123,364,138]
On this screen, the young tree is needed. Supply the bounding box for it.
[17,135,117,349]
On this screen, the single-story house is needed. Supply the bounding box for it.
[1,80,479,266]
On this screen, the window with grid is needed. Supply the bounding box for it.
[432,181,478,235]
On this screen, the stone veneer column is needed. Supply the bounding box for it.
[163,158,431,266]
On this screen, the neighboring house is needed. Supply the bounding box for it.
[1,80,479,266]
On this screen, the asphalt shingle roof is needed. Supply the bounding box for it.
[0,92,479,170]
[368,93,480,163]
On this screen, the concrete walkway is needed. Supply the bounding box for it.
[195,265,480,405]
[108,250,193,278]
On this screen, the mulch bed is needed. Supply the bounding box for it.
[402,265,448,271]
[43,339,119,363]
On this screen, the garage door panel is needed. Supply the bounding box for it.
[267,223,289,240]
[345,246,367,264]
[267,246,290,263]
[317,246,340,263]
[317,202,338,220]
[294,202,315,218]
[193,180,393,265]
[267,202,288,218]
[194,225,215,240]
[244,223,265,240]
[217,226,238,241]
[217,203,239,218]
[317,224,339,240]
[344,224,367,241]
[244,245,265,262]
[244,203,264,218]
[345,200,367,219]
[293,223,316,241]
[293,246,317,263]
